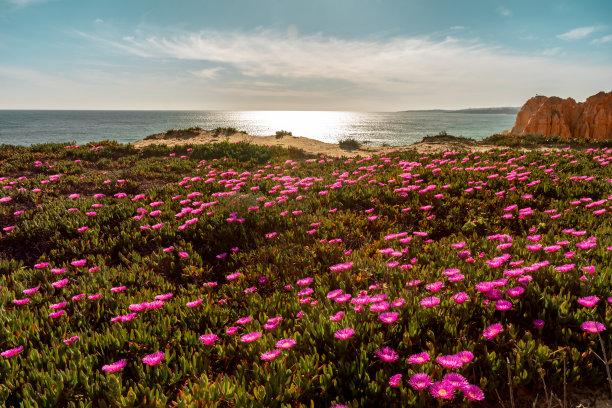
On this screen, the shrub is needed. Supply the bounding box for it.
[275,130,292,139]
[338,138,361,150]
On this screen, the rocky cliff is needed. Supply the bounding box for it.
[504,91,612,140]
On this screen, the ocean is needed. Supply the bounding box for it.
[0,110,516,147]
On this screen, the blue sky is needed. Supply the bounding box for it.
[1,0,611,110]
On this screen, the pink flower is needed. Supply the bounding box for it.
[296,277,313,286]
[451,292,469,304]
[199,334,219,345]
[425,281,444,292]
[71,259,87,267]
[145,300,164,309]
[334,328,355,340]
[102,359,127,372]
[376,347,399,363]
[430,381,455,399]
[483,323,503,339]
[456,350,474,364]
[111,286,127,293]
[378,312,399,324]
[49,310,65,318]
[420,296,440,307]
[1,345,23,358]
[436,354,463,368]
[240,331,262,342]
[581,321,606,333]
[408,373,432,390]
[62,336,79,345]
[443,373,468,389]
[495,300,512,311]
[408,352,429,364]
[13,298,30,305]
[330,311,344,321]
[23,286,39,295]
[327,289,343,299]
[533,319,545,328]
[577,296,600,307]
[155,292,173,300]
[276,339,297,349]
[186,299,203,307]
[52,278,69,288]
[226,272,241,281]
[236,315,252,325]
[142,351,165,366]
[260,350,281,360]
[463,384,485,401]
[226,326,238,335]
[389,374,402,387]
[49,301,67,309]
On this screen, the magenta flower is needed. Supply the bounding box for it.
[443,373,468,389]
[408,373,432,390]
[330,311,344,321]
[155,292,173,300]
[142,351,165,366]
[370,302,390,312]
[376,347,399,363]
[62,335,79,345]
[52,278,69,288]
[495,299,512,311]
[334,328,355,340]
[327,289,343,299]
[420,296,440,308]
[483,323,503,339]
[276,339,297,349]
[49,301,67,309]
[102,359,127,372]
[456,350,474,364]
[296,277,313,286]
[408,352,429,364]
[145,300,164,309]
[430,381,456,399]
[236,315,252,325]
[240,331,262,342]
[436,354,463,368]
[533,319,545,328]
[581,321,606,333]
[260,350,281,361]
[226,326,238,335]
[199,334,219,345]
[111,286,127,293]
[186,299,203,307]
[451,292,469,304]
[392,298,405,307]
[13,298,30,305]
[577,296,600,307]
[1,345,23,358]
[71,259,87,267]
[49,310,65,318]
[463,384,485,400]
[379,312,399,324]
[23,286,39,295]
[425,281,444,292]
[226,272,241,281]
[389,374,402,386]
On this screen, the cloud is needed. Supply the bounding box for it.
[542,47,563,56]
[4,0,49,6]
[591,35,612,44]
[496,6,512,17]
[189,67,224,79]
[557,26,596,40]
[450,26,466,30]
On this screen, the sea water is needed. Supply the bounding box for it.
[0,110,516,147]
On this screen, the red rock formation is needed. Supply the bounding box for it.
[504,91,612,140]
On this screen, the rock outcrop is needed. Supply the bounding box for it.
[504,91,612,140]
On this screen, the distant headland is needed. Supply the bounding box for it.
[401,107,520,115]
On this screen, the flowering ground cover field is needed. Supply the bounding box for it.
[0,140,610,407]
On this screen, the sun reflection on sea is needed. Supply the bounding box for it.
[233,111,362,144]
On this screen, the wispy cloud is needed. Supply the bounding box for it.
[189,67,224,80]
[496,6,512,17]
[557,26,596,40]
[591,34,612,44]
[542,47,563,56]
[77,28,611,109]
[4,0,50,6]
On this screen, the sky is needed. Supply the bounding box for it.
[0,0,611,111]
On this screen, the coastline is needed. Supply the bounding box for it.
[131,129,507,157]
